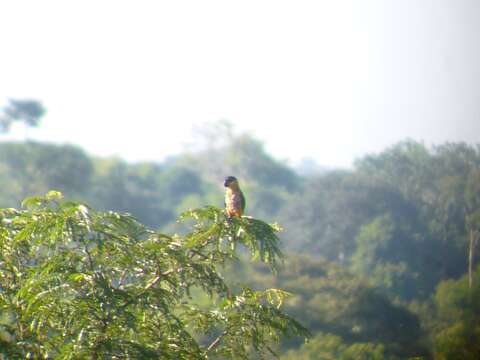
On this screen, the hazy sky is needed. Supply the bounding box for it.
[1,0,479,168]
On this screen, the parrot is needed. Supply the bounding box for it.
[224,176,246,218]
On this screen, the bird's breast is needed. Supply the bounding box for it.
[225,189,243,215]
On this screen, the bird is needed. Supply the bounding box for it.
[224,176,246,218]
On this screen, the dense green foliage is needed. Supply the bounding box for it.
[281,332,388,360]
[1,123,480,358]
[0,192,306,358]
[231,256,427,358]
[429,266,480,359]
[281,142,480,299]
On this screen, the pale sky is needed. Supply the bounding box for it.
[1,0,479,168]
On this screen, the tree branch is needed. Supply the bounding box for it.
[120,269,175,310]
[206,329,228,354]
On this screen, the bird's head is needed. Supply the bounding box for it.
[224,176,239,188]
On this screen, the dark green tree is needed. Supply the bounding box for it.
[0,99,45,132]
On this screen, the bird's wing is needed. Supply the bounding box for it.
[239,190,246,213]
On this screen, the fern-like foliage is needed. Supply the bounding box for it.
[0,192,307,359]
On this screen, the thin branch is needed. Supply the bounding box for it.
[206,329,228,354]
[469,229,479,290]
[120,269,175,310]
[118,269,128,287]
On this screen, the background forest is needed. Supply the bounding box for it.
[1,103,480,358]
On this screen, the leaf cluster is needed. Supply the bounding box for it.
[0,192,307,359]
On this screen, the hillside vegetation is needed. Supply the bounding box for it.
[1,134,479,358]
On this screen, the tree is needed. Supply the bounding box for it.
[0,142,94,207]
[278,171,362,261]
[431,267,480,359]
[0,192,307,358]
[351,141,480,295]
[87,160,175,229]
[0,99,45,133]
[278,170,420,265]
[350,214,428,300]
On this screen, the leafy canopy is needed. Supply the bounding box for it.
[0,191,307,359]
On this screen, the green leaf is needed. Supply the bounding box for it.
[45,190,63,201]
[21,196,44,209]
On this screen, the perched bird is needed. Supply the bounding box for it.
[224,176,246,218]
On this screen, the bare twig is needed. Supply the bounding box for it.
[469,229,479,290]
[120,269,175,310]
[206,329,228,354]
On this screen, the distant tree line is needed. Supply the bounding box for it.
[1,102,479,358]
